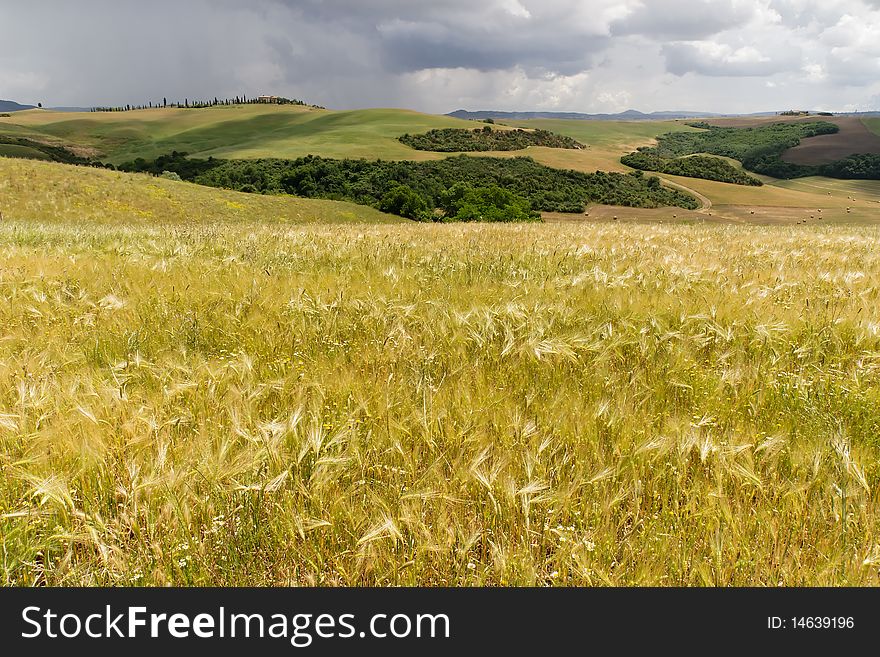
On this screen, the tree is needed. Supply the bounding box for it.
[379,184,429,220]
[441,183,539,223]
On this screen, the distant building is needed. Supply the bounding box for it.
[257,95,281,104]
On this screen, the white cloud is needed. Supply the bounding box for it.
[500,0,532,19]
[1,1,880,113]
[596,90,633,112]
[802,63,827,82]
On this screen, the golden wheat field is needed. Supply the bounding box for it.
[2,160,880,586]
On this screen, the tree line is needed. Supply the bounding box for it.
[91,95,324,112]
[117,152,700,221]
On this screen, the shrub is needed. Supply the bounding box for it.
[399,128,584,152]
[621,151,764,186]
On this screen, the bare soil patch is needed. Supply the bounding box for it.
[702,116,880,165]
[783,117,880,164]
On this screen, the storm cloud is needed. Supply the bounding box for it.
[1,0,880,113]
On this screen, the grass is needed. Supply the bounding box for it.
[2,160,880,586]
[865,118,880,137]
[9,106,880,213]
[498,120,880,213]
[0,158,400,225]
[508,119,701,149]
[770,176,880,202]
[0,146,52,160]
[0,106,478,164]
[504,119,701,171]
[0,107,701,172]
[661,154,852,192]
[659,172,880,209]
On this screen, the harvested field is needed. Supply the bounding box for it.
[782,117,880,165]
[702,116,880,165]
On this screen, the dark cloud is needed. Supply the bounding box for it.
[375,19,606,75]
[276,0,611,76]
[662,42,800,77]
[1,1,880,114]
[611,0,755,39]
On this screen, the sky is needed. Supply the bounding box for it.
[2,0,880,114]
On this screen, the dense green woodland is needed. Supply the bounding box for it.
[118,152,700,220]
[623,121,880,181]
[815,153,880,179]
[622,151,763,186]
[399,127,585,152]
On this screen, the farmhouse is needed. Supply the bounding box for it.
[257,95,281,104]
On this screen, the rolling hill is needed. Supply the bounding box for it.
[0,104,705,170]
[0,157,400,225]
[781,117,880,165]
[3,103,880,220]
[0,105,477,164]
[703,115,880,166]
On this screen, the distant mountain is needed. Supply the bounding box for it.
[0,99,36,112]
[447,109,776,121]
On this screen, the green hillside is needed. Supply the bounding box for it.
[5,105,880,214]
[0,157,400,225]
[0,105,480,164]
[0,144,52,160]
[0,105,703,169]
[494,118,703,172]
[506,118,702,148]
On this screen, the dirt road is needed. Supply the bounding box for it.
[660,178,713,212]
